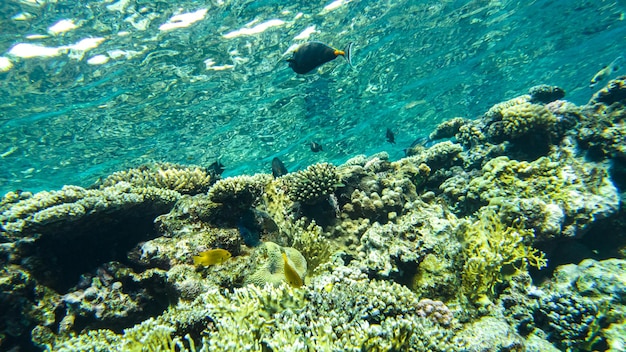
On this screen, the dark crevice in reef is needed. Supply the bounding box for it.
[531,217,624,281]
[20,213,162,294]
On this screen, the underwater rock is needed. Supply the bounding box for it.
[534,292,600,350]
[551,258,626,310]
[353,198,461,299]
[453,316,525,351]
[589,75,626,106]
[59,263,169,334]
[448,154,619,239]
[528,84,566,104]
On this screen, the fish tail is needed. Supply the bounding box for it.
[192,256,202,266]
[343,42,354,68]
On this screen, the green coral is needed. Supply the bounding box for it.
[459,207,546,303]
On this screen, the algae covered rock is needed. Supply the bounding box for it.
[528,84,565,104]
[449,154,619,239]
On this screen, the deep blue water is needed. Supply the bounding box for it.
[0,0,624,195]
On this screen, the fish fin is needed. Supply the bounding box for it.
[343,42,354,68]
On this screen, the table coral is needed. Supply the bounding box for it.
[0,183,180,239]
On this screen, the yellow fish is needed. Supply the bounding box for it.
[282,253,303,288]
[193,248,231,267]
[590,56,622,88]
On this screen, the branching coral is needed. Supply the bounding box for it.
[98,163,215,195]
[291,219,334,274]
[460,208,546,303]
[207,174,270,206]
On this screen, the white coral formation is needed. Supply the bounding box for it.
[100,163,214,194]
[207,174,270,205]
[0,182,180,235]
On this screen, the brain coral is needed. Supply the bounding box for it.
[244,241,307,287]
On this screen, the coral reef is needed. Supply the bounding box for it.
[0,183,179,239]
[589,75,626,106]
[459,207,547,303]
[485,100,557,143]
[441,154,619,239]
[98,163,216,195]
[1,79,626,351]
[282,162,340,205]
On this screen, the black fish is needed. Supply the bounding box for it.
[271,157,288,178]
[287,41,354,74]
[386,128,395,144]
[208,159,225,176]
[238,210,261,247]
[310,141,323,152]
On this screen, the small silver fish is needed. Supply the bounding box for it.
[590,56,622,89]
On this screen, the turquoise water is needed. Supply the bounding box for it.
[0,0,624,195]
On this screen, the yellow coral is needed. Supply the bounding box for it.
[484,96,557,142]
[460,208,547,302]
